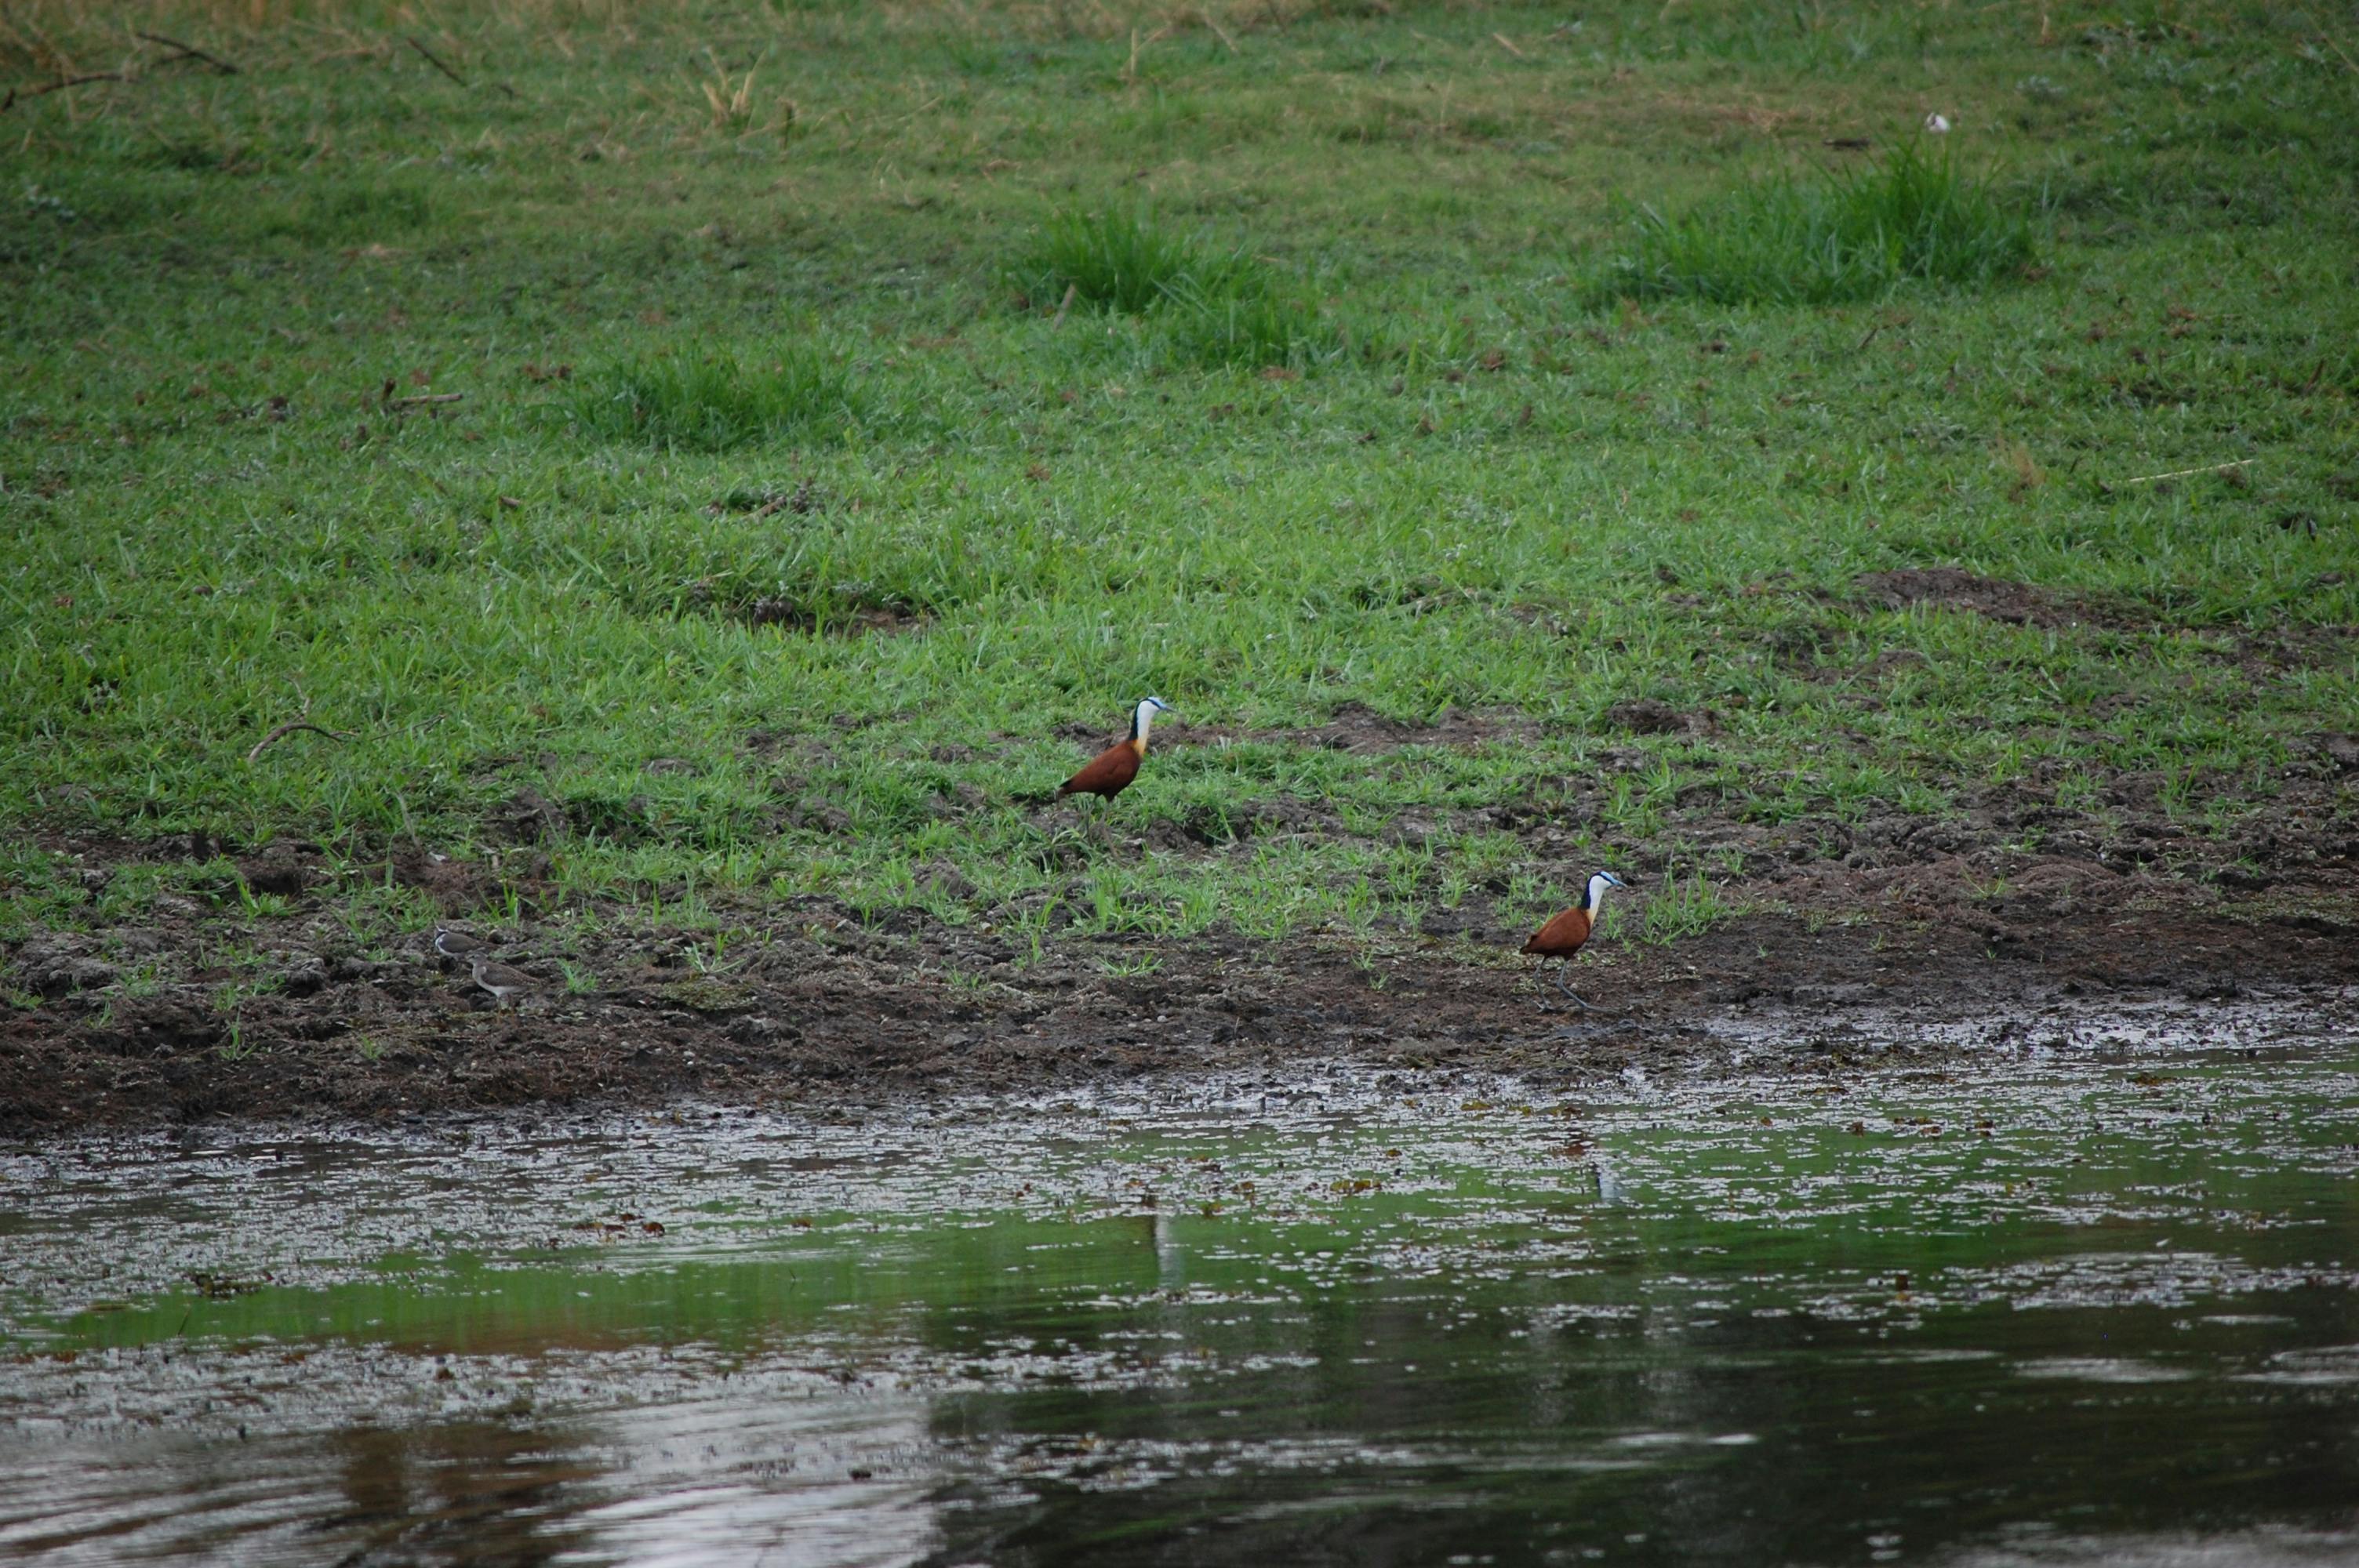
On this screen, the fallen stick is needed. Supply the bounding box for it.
[1050,281,1078,327]
[2110,457,2255,488]
[1198,7,1239,53]
[1492,31,1527,58]
[385,391,466,408]
[248,721,353,763]
[407,36,468,89]
[3,72,125,111]
[136,31,239,74]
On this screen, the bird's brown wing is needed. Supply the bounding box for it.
[1058,742,1142,800]
[1521,906,1593,956]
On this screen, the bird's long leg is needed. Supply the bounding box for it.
[1554,967,1595,1011]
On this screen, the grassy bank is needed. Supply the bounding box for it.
[2,0,2354,995]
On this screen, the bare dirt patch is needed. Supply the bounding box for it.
[4,848,2351,1133]
[1603,698,1718,737]
[1853,567,2136,629]
[742,597,924,637]
[8,719,2354,1134]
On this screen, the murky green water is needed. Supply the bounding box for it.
[4,1008,2357,1565]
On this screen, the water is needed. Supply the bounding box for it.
[3,1007,2356,1565]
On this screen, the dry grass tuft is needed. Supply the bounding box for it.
[1996,436,2047,498]
[696,49,764,135]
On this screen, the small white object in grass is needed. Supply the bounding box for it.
[1924,111,1952,134]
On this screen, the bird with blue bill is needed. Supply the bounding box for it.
[1055,697,1171,822]
[1522,872,1629,1011]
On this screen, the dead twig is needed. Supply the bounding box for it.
[247,721,352,764]
[2108,457,2255,489]
[1198,7,1239,53]
[386,391,465,408]
[407,35,468,89]
[3,72,125,111]
[1492,31,1527,58]
[1050,281,1078,328]
[136,31,238,74]
[1855,323,1883,352]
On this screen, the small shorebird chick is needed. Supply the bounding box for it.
[468,955,540,1011]
[432,927,486,963]
[1056,697,1171,822]
[1522,872,1628,1011]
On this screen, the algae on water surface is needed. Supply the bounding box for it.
[3,1014,2357,1564]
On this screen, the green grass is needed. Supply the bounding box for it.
[1638,869,1739,945]
[1014,208,1244,316]
[1014,206,1334,368]
[2,0,2354,965]
[1584,142,2039,306]
[1154,273,1333,370]
[568,344,860,452]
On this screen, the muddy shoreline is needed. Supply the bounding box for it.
[9,685,2355,1134]
[5,845,2354,1132]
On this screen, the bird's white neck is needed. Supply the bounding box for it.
[1132,702,1159,747]
[1586,874,1615,916]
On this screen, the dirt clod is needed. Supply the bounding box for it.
[1854,567,2125,629]
[1606,699,1712,736]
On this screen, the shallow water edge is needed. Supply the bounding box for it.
[3,999,2356,1566]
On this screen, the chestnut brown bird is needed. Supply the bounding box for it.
[1056,697,1170,812]
[1522,871,1627,1011]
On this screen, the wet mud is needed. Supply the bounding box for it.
[5,681,2353,1130]
[4,850,2353,1132]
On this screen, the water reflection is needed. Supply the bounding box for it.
[4,1390,945,1566]
[324,1421,606,1567]
[0,1012,2354,1565]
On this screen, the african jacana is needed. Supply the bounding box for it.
[468,955,541,1011]
[1056,697,1170,816]
[1522,871,1627,1011]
